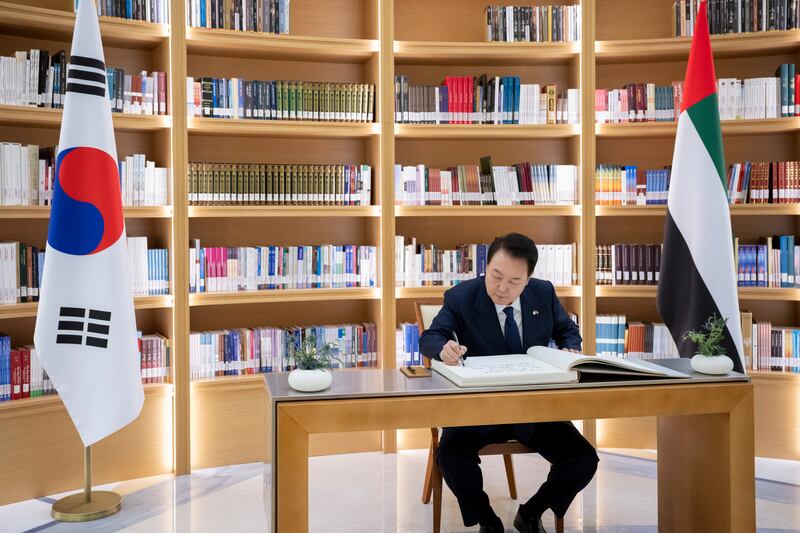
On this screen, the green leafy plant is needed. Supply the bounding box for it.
[289,335,340,370]
[682,314,728,357]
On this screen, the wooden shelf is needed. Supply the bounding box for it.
[396,285,582,299]
[596,117,800,138]
[0,206,173,219]
[0,382,172,416]
[395,205,580,217]
[394,40,579,66]
[190,366,373,391]
[0,295,173,320]
[395,123,579,139]
[595,205,800,217]
[189,206,381,218]
[188,117,379,138]
[0,105,171,131]
[186,27,378,62]
[596,30,800,63]
[0,2,168,48]
[189,287,381,307]
[596,285,800,301]
[750,371,800,382]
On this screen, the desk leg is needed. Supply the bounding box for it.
[657,389,755,533]
[276,408,309,533]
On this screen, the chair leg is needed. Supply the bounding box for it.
[432,462,443,533]
[421,441,435,504]
[502,454,517,500]
[554,515,565,533]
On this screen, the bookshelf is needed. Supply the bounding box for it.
[0,0,799,505]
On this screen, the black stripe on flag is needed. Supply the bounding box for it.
[67,83,105,97]
[68,68,106,84]
[87,323,110,335]
[60,307,85,317]
[89,309,112,321]
[58,320,84,331]
[69,55,105,71]
[86,337,108,349]
[56,334,83,345]
[657,211,743,373]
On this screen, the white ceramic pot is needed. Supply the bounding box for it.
[690,354,734,375]
[288,369,332,392]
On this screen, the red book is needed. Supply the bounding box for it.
[20,347,30,398]
[11,348,21,401]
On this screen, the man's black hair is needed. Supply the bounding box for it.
[487,233,538,276]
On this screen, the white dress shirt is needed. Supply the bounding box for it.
[495,297,523,346]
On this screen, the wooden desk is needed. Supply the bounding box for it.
[265,360,754,532]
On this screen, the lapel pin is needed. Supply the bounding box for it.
[532,310,539,316]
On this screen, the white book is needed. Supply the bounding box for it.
[431,345,691,388]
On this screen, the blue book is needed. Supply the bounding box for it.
[789,236,796,287]
[412,325,420,366]
[513,77,521,124]
[780,236,789,288]
[237,79,244,118]
[439,85,448,124]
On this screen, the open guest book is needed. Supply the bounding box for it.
[431,345,691,387]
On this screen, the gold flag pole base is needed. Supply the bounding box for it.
[51,445,122,522]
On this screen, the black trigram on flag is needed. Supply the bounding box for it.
[57,307,112,349]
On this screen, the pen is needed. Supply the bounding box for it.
[452,331,465,367]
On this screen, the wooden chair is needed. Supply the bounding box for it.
[414,302,565,533]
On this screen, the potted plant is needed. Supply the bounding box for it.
[682,314,734,375]
[287,335,340,392]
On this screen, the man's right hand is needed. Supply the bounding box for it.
[440,340,467,366]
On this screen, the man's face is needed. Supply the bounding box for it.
[484,249,530,306]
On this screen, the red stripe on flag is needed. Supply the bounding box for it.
[681,0,717,113]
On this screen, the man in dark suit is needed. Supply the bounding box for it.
[419,233,598,533]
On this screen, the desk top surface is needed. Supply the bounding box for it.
[264,358,750,403]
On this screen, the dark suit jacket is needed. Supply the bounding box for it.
[419,276,582,360]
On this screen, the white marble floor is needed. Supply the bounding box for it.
[1,450,798,532]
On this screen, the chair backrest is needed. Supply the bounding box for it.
[414,302,443,334]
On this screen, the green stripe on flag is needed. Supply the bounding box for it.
[685,93,725,188]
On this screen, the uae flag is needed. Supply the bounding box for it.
[34,0,143,446]
[657,0,745,374]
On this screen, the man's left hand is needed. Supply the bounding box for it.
[562,348,581,353]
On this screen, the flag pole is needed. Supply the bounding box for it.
[51,445,122,521]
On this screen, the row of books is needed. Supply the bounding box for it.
[189,323,377,380]
[137,332,171,383]
[186,0,289,33]
[595,315,679,359]
[0,239,168,305]
[186,162,372,206]
[394,236,577,288]
[120,154,170,206]
[1,144,169,207]
[96,0,170,23]
[594,161,799,206]
[595,166,671,206]
[394,76,578,125]
[741,311,800,372]
[735,235,800,287]
[393,161,578,206]
[188,241,378,293]
[596,73,799,123]
[726,161,800,204]
[485,5,581,43]
[187,78,375,122]
[1,50,168,115]
[595,244,662,286]
[128,237,169,296]
[0,331,170,402]
[673,0,800,36]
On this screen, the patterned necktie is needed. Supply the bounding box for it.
[503,306,523,354]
